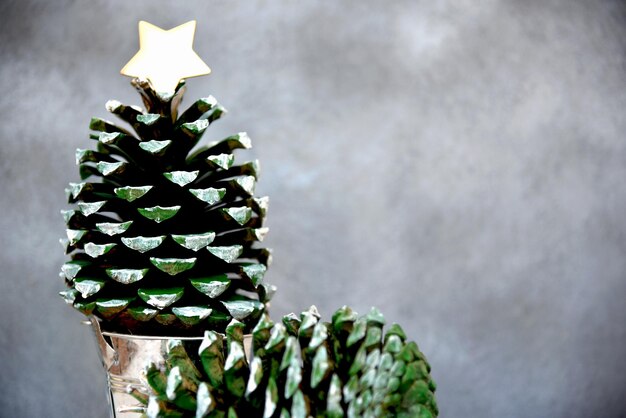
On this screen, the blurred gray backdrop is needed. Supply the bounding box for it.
[1,0,625,417]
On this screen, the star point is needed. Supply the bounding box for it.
[121,20,211,94]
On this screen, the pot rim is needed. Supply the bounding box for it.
[102,331,206,340]
[82,318,208,340]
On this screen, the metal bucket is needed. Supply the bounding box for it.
[88,317,252,417]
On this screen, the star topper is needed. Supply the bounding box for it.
[121,20,211,94]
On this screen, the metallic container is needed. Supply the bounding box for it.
[88,317,253,417]
[88,317,206,417]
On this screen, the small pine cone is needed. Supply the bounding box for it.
[142,306,438,417]
[60,80,273,335]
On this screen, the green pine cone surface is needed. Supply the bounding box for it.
[60,80,273,335]
[141,306,438,418]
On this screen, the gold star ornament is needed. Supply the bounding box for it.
[121,20,211,94]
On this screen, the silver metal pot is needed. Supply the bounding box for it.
[88,317,204,417]
[88,317,253,417]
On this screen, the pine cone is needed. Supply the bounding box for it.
[60,80,273,335]
[142,306,438,417]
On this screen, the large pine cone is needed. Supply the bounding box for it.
[140,306,438,417]
[60,80,273,335]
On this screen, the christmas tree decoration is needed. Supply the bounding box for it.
[138,306,438,418]
[61,28,272,336]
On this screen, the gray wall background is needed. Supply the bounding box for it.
[1,1,625,416]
